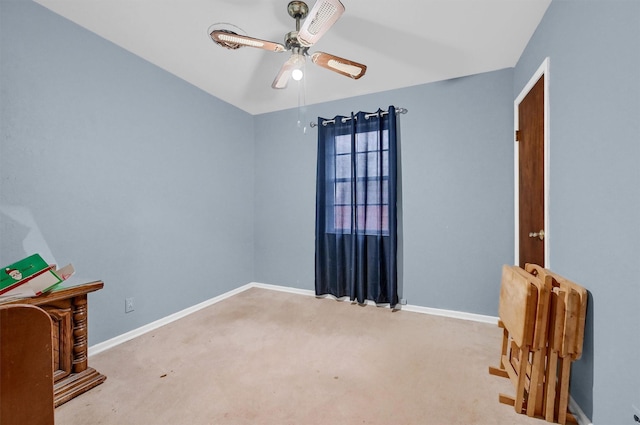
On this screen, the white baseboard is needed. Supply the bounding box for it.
[89,282,500,356]
[250,282,316,297]
[251,282,501,325]
[400,303,499,324]
[89,282,313,356]
[88,283,255,356]
[88,281,590,424]
[569,396,592,425]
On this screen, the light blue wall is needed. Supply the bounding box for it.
[514,0,640,423]
[3,1,638,422]
[0,0,255,344]
[254,68,515,316]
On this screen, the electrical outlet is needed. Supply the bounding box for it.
[125,297,134,313]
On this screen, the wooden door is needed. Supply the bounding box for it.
[517,75,545,267]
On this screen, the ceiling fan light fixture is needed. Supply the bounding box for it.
[272,52,306,88]
[292,68,304,81]
[291,53,305,81]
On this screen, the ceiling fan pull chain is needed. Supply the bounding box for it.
[297,65,308,134]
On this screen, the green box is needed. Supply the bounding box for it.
[1,253,62,296]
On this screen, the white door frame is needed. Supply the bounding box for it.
[514,57,551,268]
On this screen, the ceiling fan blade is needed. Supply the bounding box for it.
[272,63,293,89]
[311,52,366,80]
[272,54,306,89]
[297,0,345,47]
[210,30,285,52]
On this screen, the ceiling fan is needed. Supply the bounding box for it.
[210,0,367,89]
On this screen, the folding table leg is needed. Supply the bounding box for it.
[556,356,571,425]
[499,323,508,367]
[545,349,558,422]
[527,347,546,417]
[488,323,510,379]
[514,345,531,414]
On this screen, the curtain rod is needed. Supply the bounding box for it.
[309,107,408,128]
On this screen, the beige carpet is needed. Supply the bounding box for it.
[55,287,547,425]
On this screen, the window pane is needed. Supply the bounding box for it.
[355,133,367,153]
[382,180,388,204]
[364,205,388,232]
[354,180,383,205]
[355,152,368,178]
[353,130,389,152]
[354,132,372,152]
[334,205,351,230]
[352,205,389,233]
[335,154,351,179]
[365,180,382,204]
[335,181,351,205]
[365,205,380,232]
[366,133,379,151]
[382,151,389,176]
[335,135,351,154]
[355,180,366,204]
[355,206,365,231]
[382,131,389,150]
[382,205,389,232]
[367,151,381,177]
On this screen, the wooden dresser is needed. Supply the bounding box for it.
[1,281,106,406]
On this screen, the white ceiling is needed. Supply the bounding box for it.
[33,0,551,115]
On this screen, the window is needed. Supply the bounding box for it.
[328,129,390,235]
[315,106,400,306]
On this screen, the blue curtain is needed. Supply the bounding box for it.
[315,106,398,307]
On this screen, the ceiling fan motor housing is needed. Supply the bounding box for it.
[287,1,309,20]
[285,31,307,54]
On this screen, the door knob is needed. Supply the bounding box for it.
[528,229,545,240]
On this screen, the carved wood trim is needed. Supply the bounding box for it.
[72,295,89,373]
[44,307,73,382]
